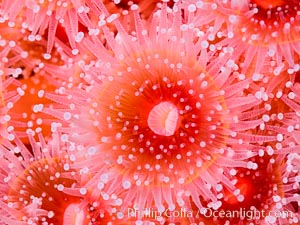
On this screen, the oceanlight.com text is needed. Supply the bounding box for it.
[127,207,294,221]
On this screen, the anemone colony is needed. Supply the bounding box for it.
[0,0,300,224]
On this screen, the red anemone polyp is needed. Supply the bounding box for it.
[45,3,269,213]
[190,155,297,225]
[7,75,56,144]
[222,156,283,213]
[6,158,79,224]
[0,134,85,224]
[93,50,227,168]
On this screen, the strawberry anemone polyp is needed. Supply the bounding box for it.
[95,54,228,171]
[0,133,87,225]
[5,157,80,224]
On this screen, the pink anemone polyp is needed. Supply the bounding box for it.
[43,3,274,213]
[0,133,89,224]
[93,50,228,164]
[5,157,80,224]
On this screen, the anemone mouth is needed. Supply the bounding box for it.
[63,203,117,225]
[147,101,180,137]
[63,195,127,225]
[64,203,86,225]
